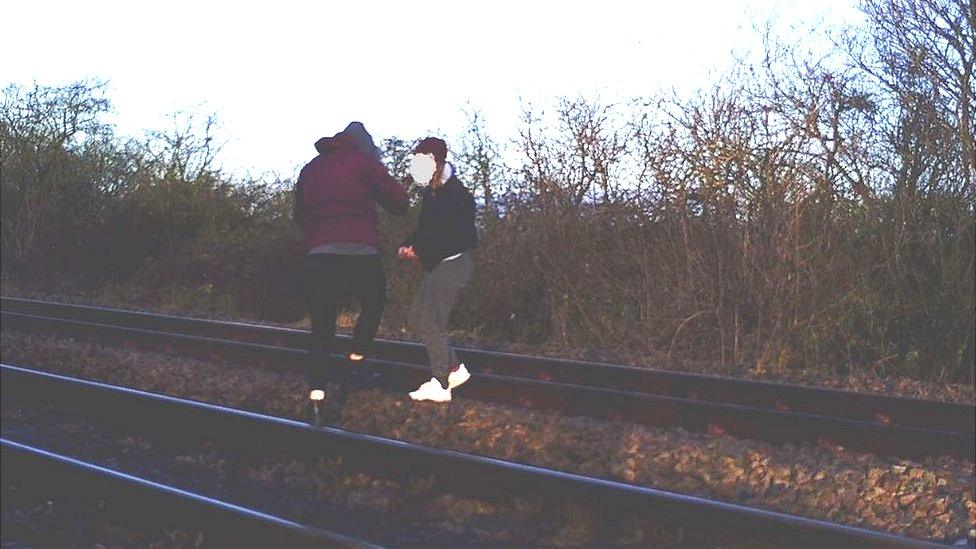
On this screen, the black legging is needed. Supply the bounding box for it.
[302,253,386,388]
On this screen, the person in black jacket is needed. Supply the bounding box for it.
[398,137,477,402]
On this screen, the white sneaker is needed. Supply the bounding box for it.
[409,378,452,402]
[447,363,471,389]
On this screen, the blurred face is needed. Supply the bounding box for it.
[409,153,437,187]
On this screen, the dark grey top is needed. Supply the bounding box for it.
[307,242,379,255]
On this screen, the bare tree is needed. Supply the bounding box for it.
[456,107,506,219]
[848,0,975,194]
[1,81,111,269]
[516,98,628,208]
[142,111,223,185]
[380,136,412,181]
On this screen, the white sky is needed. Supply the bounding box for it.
[1,0,862,179]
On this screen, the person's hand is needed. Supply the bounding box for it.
[398,246,417,260]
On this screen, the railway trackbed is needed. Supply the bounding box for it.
[1,299,972,461]
[2,363,958,548]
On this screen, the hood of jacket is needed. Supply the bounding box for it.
[315,122,381,160]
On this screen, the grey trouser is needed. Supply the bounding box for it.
[409,252,474,380]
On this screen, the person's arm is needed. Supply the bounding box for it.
[399,192,428,258]
[453,188,477,246]
[399,203,421,255]
[439,186,474,229]
[364,159,409,215]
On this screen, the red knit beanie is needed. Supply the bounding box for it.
[413,137,447,164]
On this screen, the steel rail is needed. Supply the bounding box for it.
[2,310,972,461]
[0,363,950,548]
[3,296,971,434]
[1,438,381,548]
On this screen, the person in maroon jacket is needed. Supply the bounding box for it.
[294,122,408,419]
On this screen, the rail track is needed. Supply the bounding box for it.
[1,362,956,548]
[2,297,973,461]
[1,438,377,548]
[3,296,970,433]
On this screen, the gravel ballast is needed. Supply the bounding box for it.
[3,407,789,548]
[2,330,974,544]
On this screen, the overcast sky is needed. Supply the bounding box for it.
[2,0,862,178]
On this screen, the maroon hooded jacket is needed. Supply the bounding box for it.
[294,132,409,252]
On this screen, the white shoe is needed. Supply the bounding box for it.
[447,363,471,389]
[409,378,452,402]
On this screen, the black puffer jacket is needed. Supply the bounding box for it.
[402,175,477,270]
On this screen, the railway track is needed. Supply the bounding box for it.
[0,362,954,548]
[3,296,970,434]
[2,298,973,461]
[1,438,377,548]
